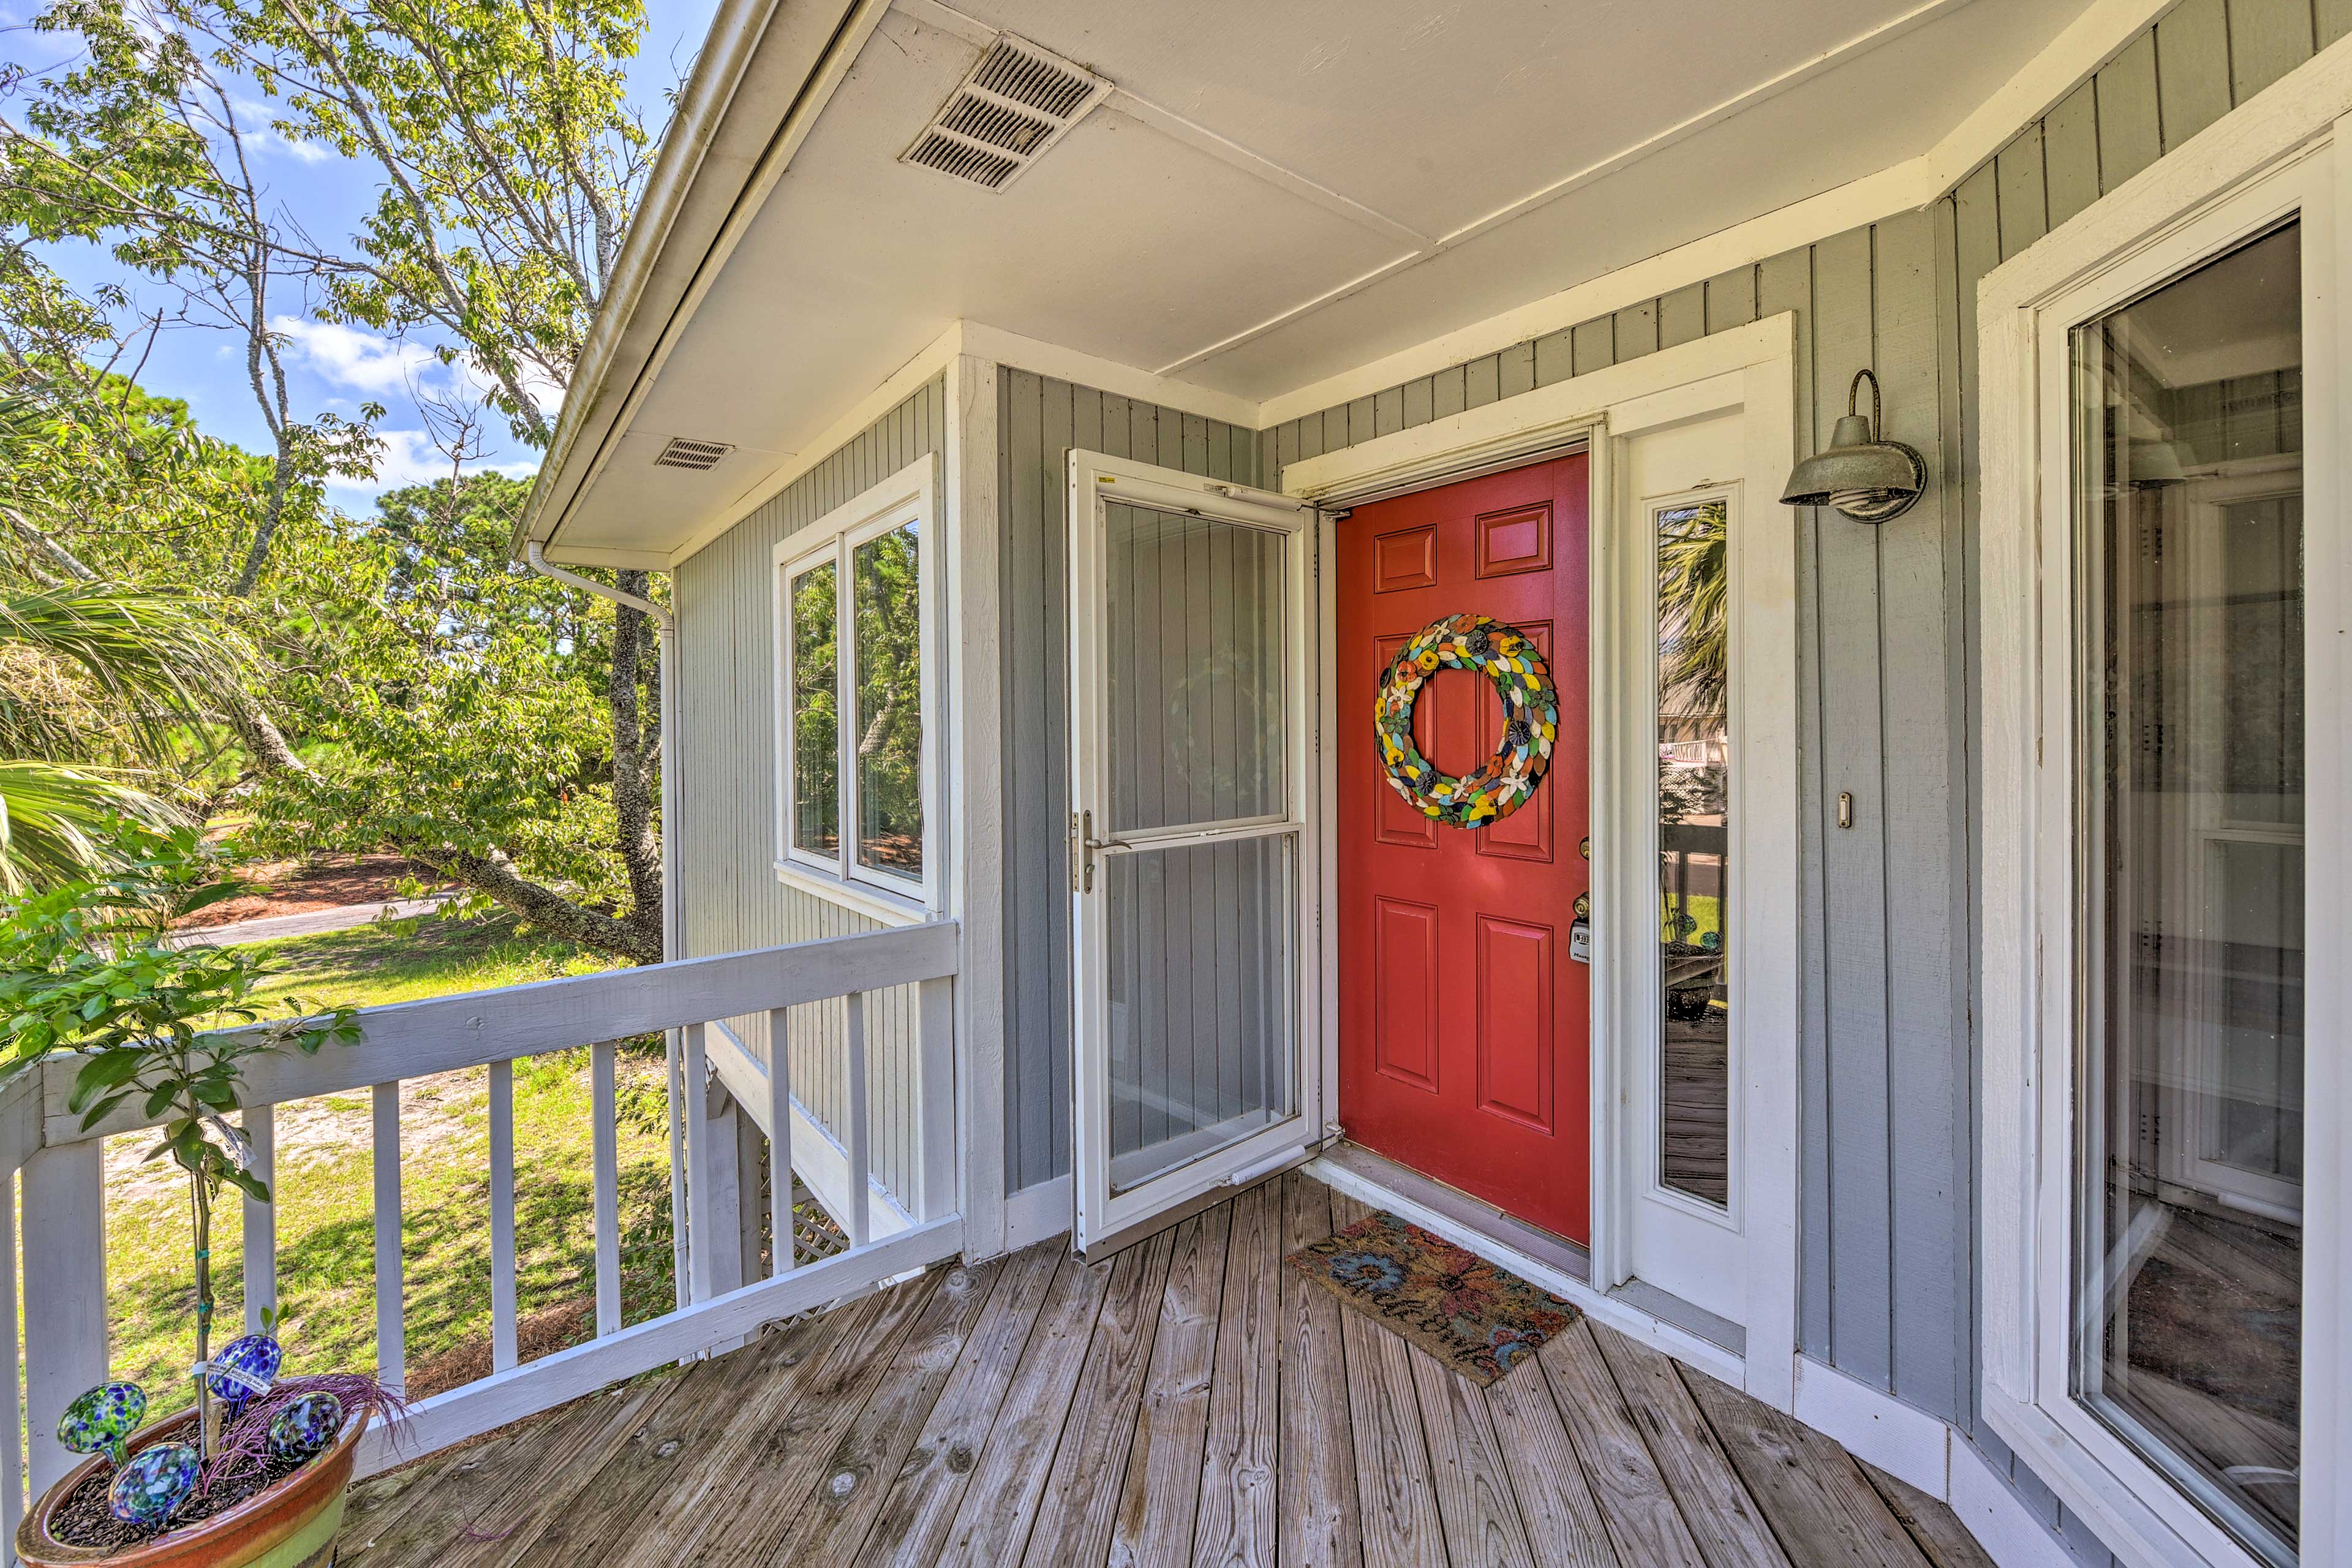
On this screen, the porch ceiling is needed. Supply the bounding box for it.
[545,0,2092,560]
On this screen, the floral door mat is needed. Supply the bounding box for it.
[1286,1208,1580,1385]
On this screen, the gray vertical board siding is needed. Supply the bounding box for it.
[2096,31,2164,190]
[1994,126,2049,260]
[2231,0,2313,101]
[1705,266,1758,331]
[2325,0,2352,47]
[1658,283,1706,350]
[1807,225,1902,1389]
[2041,82,2103,232]
[2156,0,2233,147]
[1570,317,1614,377]
[1873,208,1964,1419]
[1612,299,1659,362]
[995,371,1262,1192]
[673,378,944,1212]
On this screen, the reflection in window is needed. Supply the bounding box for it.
[853,521,923,879]
[790,560,839,856]
[2075,221,2302,1564]
[1656,497,1729,1207]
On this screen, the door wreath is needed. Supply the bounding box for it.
[1376,612,1557,827]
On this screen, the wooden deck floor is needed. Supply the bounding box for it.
[337,1174,1994,1567]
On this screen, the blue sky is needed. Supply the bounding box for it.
[0,2,719,502]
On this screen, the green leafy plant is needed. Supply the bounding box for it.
[0,823,358,1458]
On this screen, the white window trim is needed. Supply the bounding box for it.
[773,454,944,923]
[1977,53,2352,1568]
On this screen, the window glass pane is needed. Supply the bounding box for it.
[853,521,923,879]
[790,559,840,857]
[2073,221,2302,1564]
[1103,504,1288,834]
[1656,497,1730,1206]
[1102,834,1297,1194]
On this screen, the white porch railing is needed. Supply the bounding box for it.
[0,921,960,1556]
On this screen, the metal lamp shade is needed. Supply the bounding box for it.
[1781,374,1927,522]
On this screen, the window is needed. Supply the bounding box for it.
[2074,222,2303,1566]
[775,457,938,911]
[1978,92,2350,1568]
[1654,496,1730,1208]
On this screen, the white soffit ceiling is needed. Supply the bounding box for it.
[564,0,2090,557]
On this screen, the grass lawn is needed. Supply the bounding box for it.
[100,915,678,1417]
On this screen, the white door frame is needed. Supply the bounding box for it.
[1279,314,1801,1411]
[1977,53,2352,1567]
[1064,451,1327,1257]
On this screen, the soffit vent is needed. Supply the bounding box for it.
[653,436,734,471]
[900,33,1109,192]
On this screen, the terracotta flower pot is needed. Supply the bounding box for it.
[15,1406,363,1568]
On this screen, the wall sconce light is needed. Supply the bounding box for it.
[1780,368,1925,522]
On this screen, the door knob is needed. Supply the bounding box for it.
[1574,892,1590,918]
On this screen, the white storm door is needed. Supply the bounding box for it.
[1067,451,1322,1256]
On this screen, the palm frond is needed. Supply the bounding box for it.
[1657,510,1729,722]
[0,758,185,892]
[0,583,254,766]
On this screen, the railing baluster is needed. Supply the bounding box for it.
[592,1040,620,1336]
[916,976,957,1223]
[372,1081,405,1393]
[844,990,870,1247]
[766,1007,793,1274]
[682,1021,714,1303]
[489,1060,518,1373]
[22,1141,105,1495]
[4,1170,24,1559]
[242,1106,276,1334]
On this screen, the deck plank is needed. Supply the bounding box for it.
[848,1241,1064,1568]
[935,1249,1115,1567]
[1018,1227,1177,1567]
[1481,1354,1619,1568]
[433,1366,697,1567]
[658,1269,951,1566]
[513,1278,908,1561]
[1407,1351,1537,1568]
[504,1296,875,1567]
[1537,1322,1710,1568]
[1860,1462,2002,1568]
[1590,1326,1791,1568]
[1678,1364,1934,1568]
[1191,1180,1280,1568]
[1329,1194,1449,1568]
[337,1182,2004,1568]
[1278,1172,1363,1568]
[338,1420,548,1566]
[750,1258,1009,1565]
[1111,1208,1231,1567]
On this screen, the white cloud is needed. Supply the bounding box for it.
[275,317,567,427]
[273,317,441,396]
[327,429,538,495]
[454,352,569,422]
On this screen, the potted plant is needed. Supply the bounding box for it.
[0,826,401,1566]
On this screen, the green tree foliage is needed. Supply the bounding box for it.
[252,472,663,959]
[0,1,676,959]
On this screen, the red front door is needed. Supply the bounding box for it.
[1336,455,1591,1243]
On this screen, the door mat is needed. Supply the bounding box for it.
[1286,1208,1579,1385]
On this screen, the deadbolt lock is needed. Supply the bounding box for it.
[1580,836,1591,860]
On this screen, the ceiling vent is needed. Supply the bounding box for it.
[653,436,734,472]
[901,34,1109,192]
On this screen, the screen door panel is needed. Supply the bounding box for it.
[1069,456,1318,1253]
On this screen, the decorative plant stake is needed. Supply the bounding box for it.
[1375,613,1558,827]
[57,1382,148,1469]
